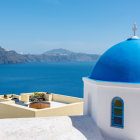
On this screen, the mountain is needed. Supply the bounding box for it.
[0,47,100,64]
[0,47,28,64]
[44,48,73,55]
[43,48,100,62]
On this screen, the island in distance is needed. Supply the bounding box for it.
[0,47,100,64]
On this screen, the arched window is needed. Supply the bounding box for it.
[111,97,124,128]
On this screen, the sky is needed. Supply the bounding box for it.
[0,0,140,54]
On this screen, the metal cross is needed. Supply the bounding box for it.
[132,23,137,36]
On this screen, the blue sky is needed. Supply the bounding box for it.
[0,0,140,54]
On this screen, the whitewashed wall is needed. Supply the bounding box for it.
[83,77,140,140]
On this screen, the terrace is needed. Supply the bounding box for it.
[0,92,83,119]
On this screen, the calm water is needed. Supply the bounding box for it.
[0,62,95,98]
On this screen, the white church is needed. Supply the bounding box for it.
[83,24,140,140]
[1,25,140,140]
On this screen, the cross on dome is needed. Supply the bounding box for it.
[133,23,137,36]
[128,23,139,40]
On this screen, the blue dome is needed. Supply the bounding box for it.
[90,38,140,83]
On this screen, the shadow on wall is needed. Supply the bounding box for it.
[70,115,104,140]
[101,130,134,140]
[88,92,92,115]
[105,136,133,140]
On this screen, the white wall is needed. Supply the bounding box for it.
[83,78,98,121]
[83,77,140,140]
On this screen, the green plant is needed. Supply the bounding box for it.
[33,92,44,98]
[9,94,14,98]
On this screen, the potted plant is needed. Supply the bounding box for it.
[29,92,45,102]
[4,94,8,99]
[45,92,52,101]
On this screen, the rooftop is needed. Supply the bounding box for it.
[0,115,104,140]
[90,38,140,83]
[0,92,83,118]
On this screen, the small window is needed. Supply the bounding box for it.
[111,97,124,128]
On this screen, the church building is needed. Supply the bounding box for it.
[83,24,140,140]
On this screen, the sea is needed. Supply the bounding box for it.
[0,62,95,98]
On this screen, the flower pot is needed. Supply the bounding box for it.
[29,102,50,109]
[44,93,52,101]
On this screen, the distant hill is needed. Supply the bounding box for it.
[0,47,100,64]
[0,47,28,64]
[44,48,73,55]
[43,48,100,62]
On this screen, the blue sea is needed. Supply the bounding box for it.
[0,62,95,98]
